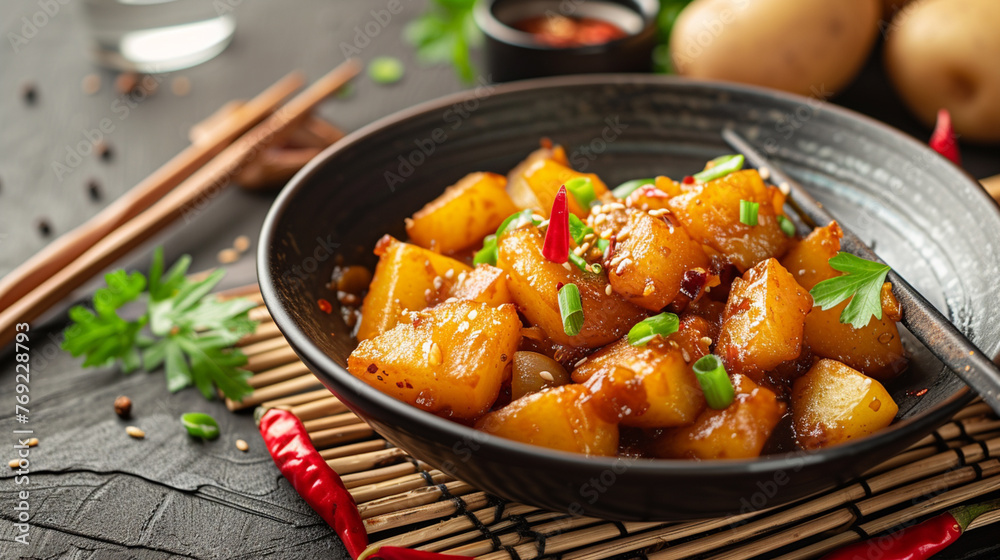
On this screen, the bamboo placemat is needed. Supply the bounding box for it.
[227,288,1000,559]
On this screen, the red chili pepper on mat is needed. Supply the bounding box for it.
[929,108,961,166]
[821,498,1000,560]
[542,185,570,263]
[259,408,369,558]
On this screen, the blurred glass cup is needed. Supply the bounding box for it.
[82,0,236,73]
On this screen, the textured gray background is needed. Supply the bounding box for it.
[1,0,998,558]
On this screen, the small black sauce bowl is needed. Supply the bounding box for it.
[475,0,660,82]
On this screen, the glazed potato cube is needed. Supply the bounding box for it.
[572,337,705,428]
[497,227,647,347]
[780,222,906,380]
[450,264,514,307]
[717,258,811,380]
[475,384,619,456]
[791,359,899,450]
[608,209,710,311]
[406,172,518,253]
[348,301,520,419]
[667,170,791,271]
[506,144,608,218]
[356,237,472,341]
[507,145,569,213]
[650,374,786,460]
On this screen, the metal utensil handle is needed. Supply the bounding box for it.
[722,128,1000,414]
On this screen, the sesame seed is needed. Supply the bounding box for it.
[605,285,613,296]
[609,256,624,268]
[759,167,771,180]
[642,284,655,296]
[457,272,467,283]
[532,213,546,223]
[424,288,432,298]
[779,182,791,195]
[428,343,443,366]
[648,208,669,217]
[467,309,478,320]
[617,229,631,242]
[235,439,249,452]
[125,426,145,439]
[444,297,458,303]
[700,337,713,347]
[669,340,680,350]
[573,246,585,256]
[538,371,555,382]
[27,438,38,447]
[606,203,625,211]
[8,460,20,469]
[575,357,589,367]
[433,276,444,290]
[233,235,251,252]
[445,269,454,279]
[615,259,632,276]
[681,349,691,363]
[595,214,607,225]
[583,233,596,242]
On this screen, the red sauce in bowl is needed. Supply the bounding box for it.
[512,14,628,48]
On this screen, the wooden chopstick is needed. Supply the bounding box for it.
[982,173,1000,202]
[0,72,305,311]
[723,128,1000,414]
[0,60,361,347]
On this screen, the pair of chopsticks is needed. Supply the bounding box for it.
[0,60,361,347]
[723,129,1000,415]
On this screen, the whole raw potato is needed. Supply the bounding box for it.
[671,0,882,96]
[885,0,1000,143]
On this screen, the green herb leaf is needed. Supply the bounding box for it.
[627,312,680,346]
[596,238,611,254]
[564,177,596,210]
[777,215,796,237]
[496,209,537,238]
[739,200,759,226]
[568,252,590,273]
[63,249,257,401]
[405,0,481,83]
[180,412,220,440]
[692,354,735,409]
[693,154,744,183]
[557,283,584,337]
[809,252,891,329]
[611,178,655,199]
[568,214,593,245]
[474,235,498,266]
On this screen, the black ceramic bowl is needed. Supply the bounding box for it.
[258,75,1000,521]
[475,0,659,82]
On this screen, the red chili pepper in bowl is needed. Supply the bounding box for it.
[542,185,570,263]
[259,408,369,558]
[929,108,961,166]
[820,498,1000,560]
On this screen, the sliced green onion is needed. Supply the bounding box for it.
[693,154,744,183]
[627,312,680,346]
[612,178,654,199]
[568,214,593,245]
[181,412,220,439]
[777,215,796,237]
[692,354,735,410]
[496,209,537,238]
[368,56,405,84]
[739,200,759,226]
[557,283,584,336]
[564,177,597,210]
[590,262,603,274]
[568,252,590,272]
[595,238,611,254]
[474,235,498,266]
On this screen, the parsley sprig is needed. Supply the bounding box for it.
[405,0,481,83]
[62,248,257,401]
[809,252,891,329]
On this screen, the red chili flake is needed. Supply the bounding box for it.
[602,235,618,268]
[556,281,565,292]
[929,108,961,165]
[542,185,570,263]
[317,298,333,314]
[682,175,695,185]
[680,269,709,300]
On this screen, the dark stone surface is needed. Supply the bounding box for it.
[0,0,997,557]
